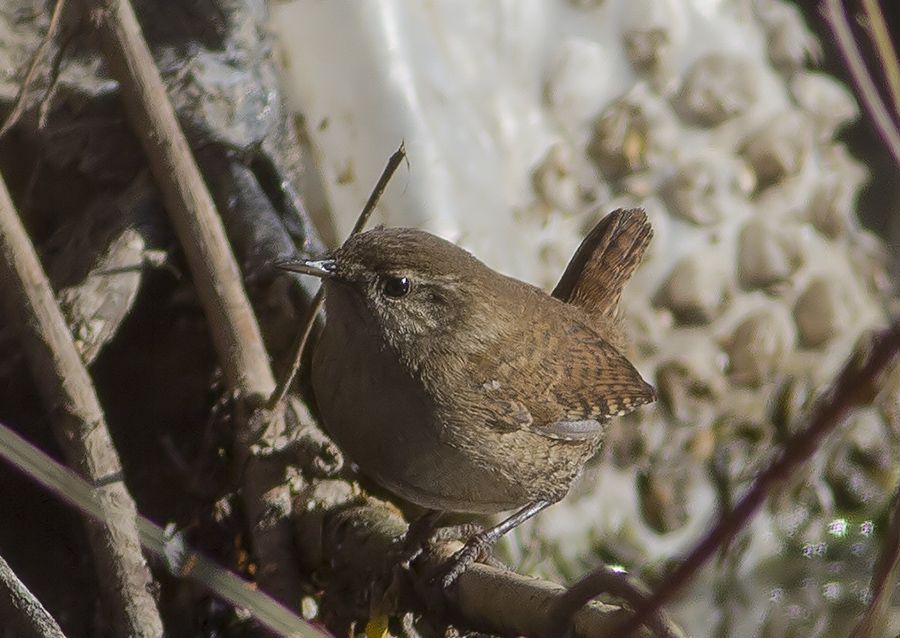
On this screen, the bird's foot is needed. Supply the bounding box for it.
[400,516,483,568]
[432,500,555,589]
[435,530,497,590]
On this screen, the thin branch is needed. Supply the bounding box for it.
[79,0,274,400]
[350,142,408,236]
[77,0,305,604]
[0,421,327,638]
[548,565,683,638]
[268,143,407,409]
[268,287,324,409]
[0,552,67,638]
[455,562,648,638]
[618,323,900,636]
[0,0,70,139]
[823,0,900,165]
[0,171,163,635]
[860,0,900,119]
[850,484,900,638]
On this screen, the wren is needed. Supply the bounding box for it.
[277,208,656,583]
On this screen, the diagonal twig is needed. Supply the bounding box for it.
[0,552,67,638]
[547,564,683,638]
[618,323,900,636]
[0,420,328,638]
[77,0,301,605]
[823,0,900,165]
[268,143,407,409]
[849,483,900,638]
[0,0,71,139]
[860,0,900,120]
[0,168,163,635]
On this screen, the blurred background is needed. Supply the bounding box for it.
[0,0,897,636]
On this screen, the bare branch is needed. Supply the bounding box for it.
[0,552,67,638]
[850,484,900,638]
[860,0,900,119]
[78,0,275,400]
[268,143,407,409]
[0,169,163,634]
[76,0,306,603]
[619,323,900,635]
[822,0,900,165]
[0,420,327,638]
[268,287,324,409]
[292,477,667,638]
[0,0,72,139]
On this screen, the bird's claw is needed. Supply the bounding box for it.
[436,533,492,589]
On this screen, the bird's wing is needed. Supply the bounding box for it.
[552,208,652,317]
[475,318,655,441]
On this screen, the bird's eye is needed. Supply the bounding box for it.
[381,275,411,298]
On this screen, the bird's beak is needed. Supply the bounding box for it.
[274,258,337,279]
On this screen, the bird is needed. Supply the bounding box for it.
[277,208,656,584]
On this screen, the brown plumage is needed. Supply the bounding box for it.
[554,208,654,315]
[278,208,655,580]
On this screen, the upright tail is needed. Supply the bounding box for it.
[552,208,653,317]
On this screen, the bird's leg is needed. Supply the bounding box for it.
[399,510,444,566]
[407,510,445,542]
[437,499,554,588]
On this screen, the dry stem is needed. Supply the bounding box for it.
[0,420,327,638]
[860,0,900,119]
[0,0,71,139]
[77,0,309,605]
[618,324,900,635]
[268,143,407,409]
[823,0,900,165]
[0,552,67,638]
[850,483,900,638]
[0,171,163,635]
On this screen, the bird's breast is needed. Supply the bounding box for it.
[311,317,537,513]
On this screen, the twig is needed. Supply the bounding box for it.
[0,173,158,381]
[548,565,683,638]
[849,484,900,638]
[0,420,328,638]
[860,0,900,120]
[78,0,304,604]
[0,0,70,139]
[267,287,324,409]
[0,552,67,638]
[50,173,160,364]
[0,171,163,635]
[350,143,408,236]
[79,0,274,399]
[455,562,647,638]
[823,0,900,165]
[617,323,900,635]
[268,143,407,409]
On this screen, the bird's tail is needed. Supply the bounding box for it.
[552,208,653,317]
